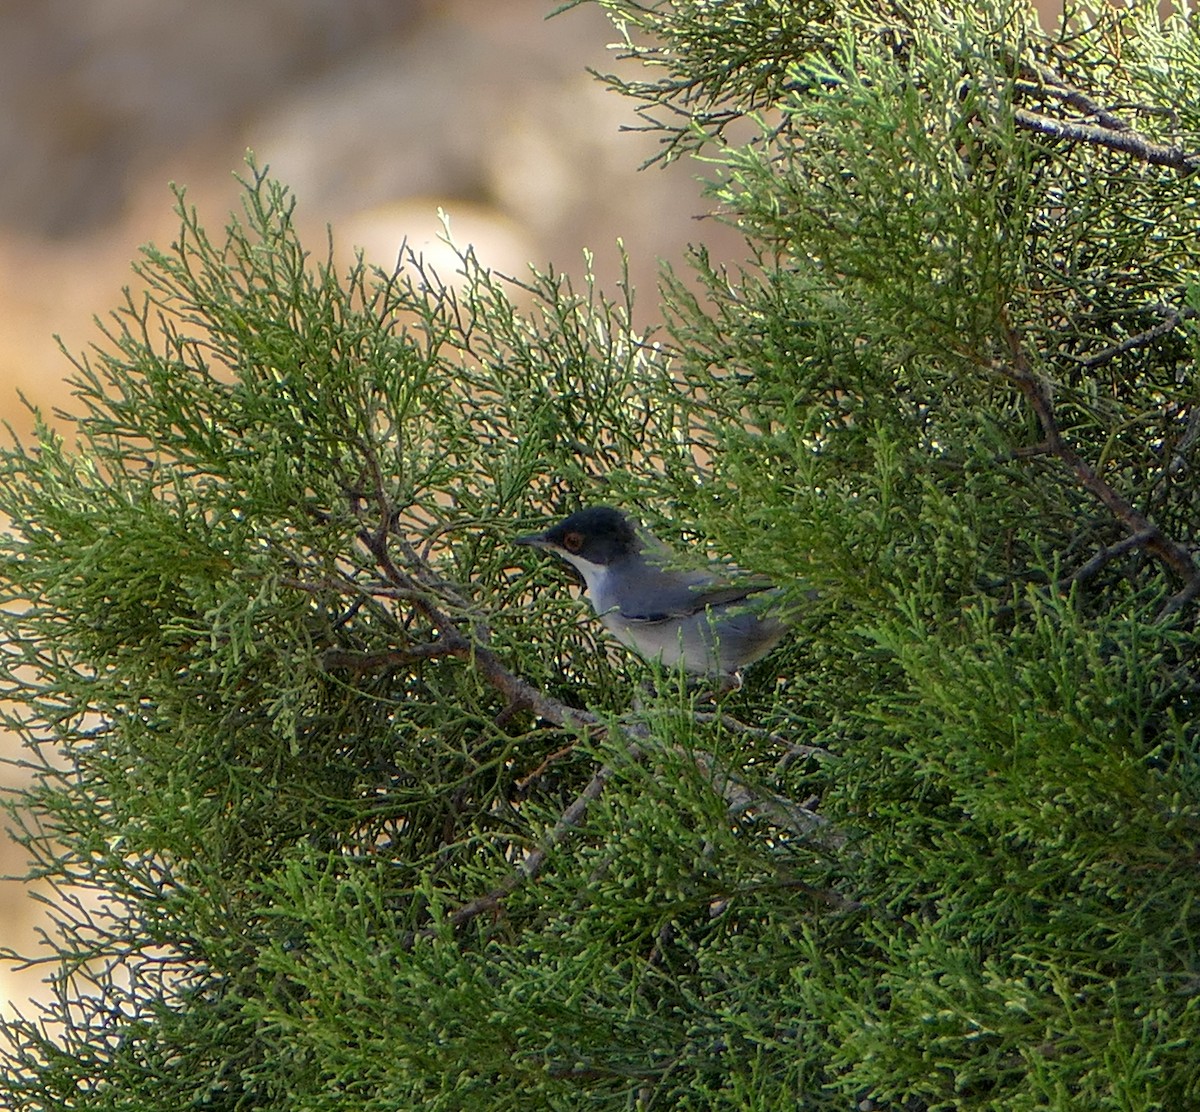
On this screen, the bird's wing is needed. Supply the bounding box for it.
[619,580,776,624]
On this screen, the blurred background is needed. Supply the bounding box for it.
[0,0,753,434]
[0,0,1061,1016]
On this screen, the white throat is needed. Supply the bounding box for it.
[557,553,612,609]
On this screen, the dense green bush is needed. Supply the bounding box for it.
[2,1,1198,1107]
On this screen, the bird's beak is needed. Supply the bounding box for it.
[514,531,551,549]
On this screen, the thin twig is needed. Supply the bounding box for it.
[1011,59,1197,170]
[514,743,580,794]
[1159,575,1200,620]
[445,745,645,932]
[1169,406,1200,477]
[436,732,841,941]
[693,710,834,762]
[320,644,459,671]
[686,747,838,843]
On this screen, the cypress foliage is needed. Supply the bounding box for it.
[2,1,1199,1107]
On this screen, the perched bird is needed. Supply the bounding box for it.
[516,506,792,681]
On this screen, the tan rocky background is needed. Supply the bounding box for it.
[0,0,1061,1018]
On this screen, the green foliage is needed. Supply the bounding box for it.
[3,1,1200,1108]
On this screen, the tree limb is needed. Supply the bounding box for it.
[1077,306,1198,370]
[446,745,642,931]
[1012,107,1200,172]
[1010,61,1198,172]
[997,317,1200,615]
[1067,528,1157,587]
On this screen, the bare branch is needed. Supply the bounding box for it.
[435,729,843,942]
[687,747,838,843]
[1159,575,1200,620]
[693,710,834,762]
[514,743,581,794]
[320,644,461,671]
[1169,406,1200,478]
[1015,62,1130,131]
[1011,59,1198,171]
[1013,107,1200,172]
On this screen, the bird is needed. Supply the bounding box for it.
[516,506,792,682]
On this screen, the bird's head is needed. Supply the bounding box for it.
[515,506,641,573]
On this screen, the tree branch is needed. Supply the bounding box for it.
[1013,108,1199,170]
[997,318,1200,615]
[1077,306,1197,370]
[325,639,843,905]
[1067,528,1157,587]
[1015,62,1131,131]
[322,584,841,941]
[446,745,643,931]
[1011,61,1198,172]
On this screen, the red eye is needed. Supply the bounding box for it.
[563,531,584,554]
